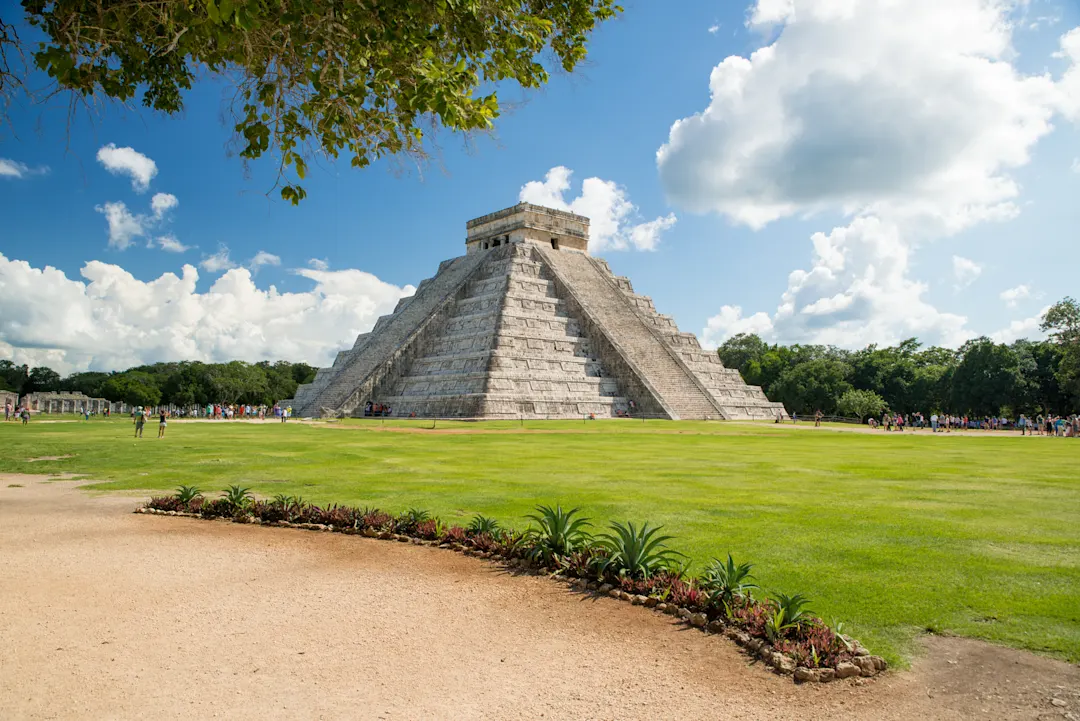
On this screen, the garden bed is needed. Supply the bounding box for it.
[138,487,888,684]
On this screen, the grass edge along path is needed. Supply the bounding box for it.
[1,417,1077,668]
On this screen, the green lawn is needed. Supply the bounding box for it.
[2,416,1077,667]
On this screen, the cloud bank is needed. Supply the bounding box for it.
[0,254,415,376]
[662,0,1079,348]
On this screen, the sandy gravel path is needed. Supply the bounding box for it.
[2,477,1077,720]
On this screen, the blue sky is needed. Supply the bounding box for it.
[1,0,1079,373]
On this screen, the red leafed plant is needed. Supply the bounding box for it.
[414,518,440,540]
[731,599,773,638]
[148,496,184,511]
[666,576,707,611]
[773,621,851,668]
[441,525,467,543]
[361,510,394,532]
[470,532,502,553]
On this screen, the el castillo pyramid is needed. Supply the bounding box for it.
[292,203,786,420]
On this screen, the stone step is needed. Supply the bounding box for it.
[368,392,630,419]
[409,350,603,377]
[391,371,620,397]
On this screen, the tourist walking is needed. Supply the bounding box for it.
[20,408,30,424]
[134,407,146,438]
[157,410,168,438]
[814,409,823,427]
[1018,414,1028,436]
[4,401,11,422]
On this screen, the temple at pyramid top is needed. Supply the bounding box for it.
[289,204,786,420]
[465,203,591,255]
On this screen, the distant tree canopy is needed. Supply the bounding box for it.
[717,297,1079,417]
[3,0,621,202]
[0,359,316,406]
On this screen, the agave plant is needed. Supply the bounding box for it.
[396,507,431,534]
[173,485,203,505]
[466,514,501,538]
[524,504,591,566]
[773,592,813,627]
[595,521,683,580]
[701,554,757,615]
[764,592,814,641]
[221,484,254,509]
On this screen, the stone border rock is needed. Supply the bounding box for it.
[135,506,887,684]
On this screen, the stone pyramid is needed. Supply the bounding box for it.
[292,203,786,420]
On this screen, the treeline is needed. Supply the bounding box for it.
[0,360,317,408]
[719,298,1080,418]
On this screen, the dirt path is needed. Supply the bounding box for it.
[1,477,1077,720]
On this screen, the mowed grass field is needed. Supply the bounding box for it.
[2,416,1077,667]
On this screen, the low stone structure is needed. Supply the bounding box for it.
[20,391,112,414]
[293,203,787,420]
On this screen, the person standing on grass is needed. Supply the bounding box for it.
[4,401,11,422]
[1018,414,1028,436]
[134,407,146,438]
[158,409,168,438]
[20,407,29,424]
[814,409,823,427]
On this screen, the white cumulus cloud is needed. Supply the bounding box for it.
[701,217,971,348]
[308,258,330,271]
[95,201,147,250]
[519,166,678,252]
[989,306,1051,343]
[151,192,179,219]
[155,235,191,253]
[1000,284,1031,307]
[659,0,1079,348]
[96,144,158,193]
[952,256,983,290]
[658,0,1070,231]
[0,158,49,178]
[0,253,414,375]
[96,193,180,250]
[200,246,237,273]
[250,250,282,272]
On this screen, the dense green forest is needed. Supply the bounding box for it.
[0,360,317,408]
[718,297,1080,417]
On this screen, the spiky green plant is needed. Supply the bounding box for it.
[524,504,591,565]
[405,508,430,523]
[701,554,757,614]
[595,521,683,580]
[272,493,290,506]
[466,514,501,537]
[222,484,254,509]
[174,485,203,504]
[831,618,853,652]
[775,592,813,627]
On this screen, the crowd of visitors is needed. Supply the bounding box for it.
[863,411,1079,436]
[362,401,393,417]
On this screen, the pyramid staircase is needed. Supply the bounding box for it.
[375,244,629,418]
